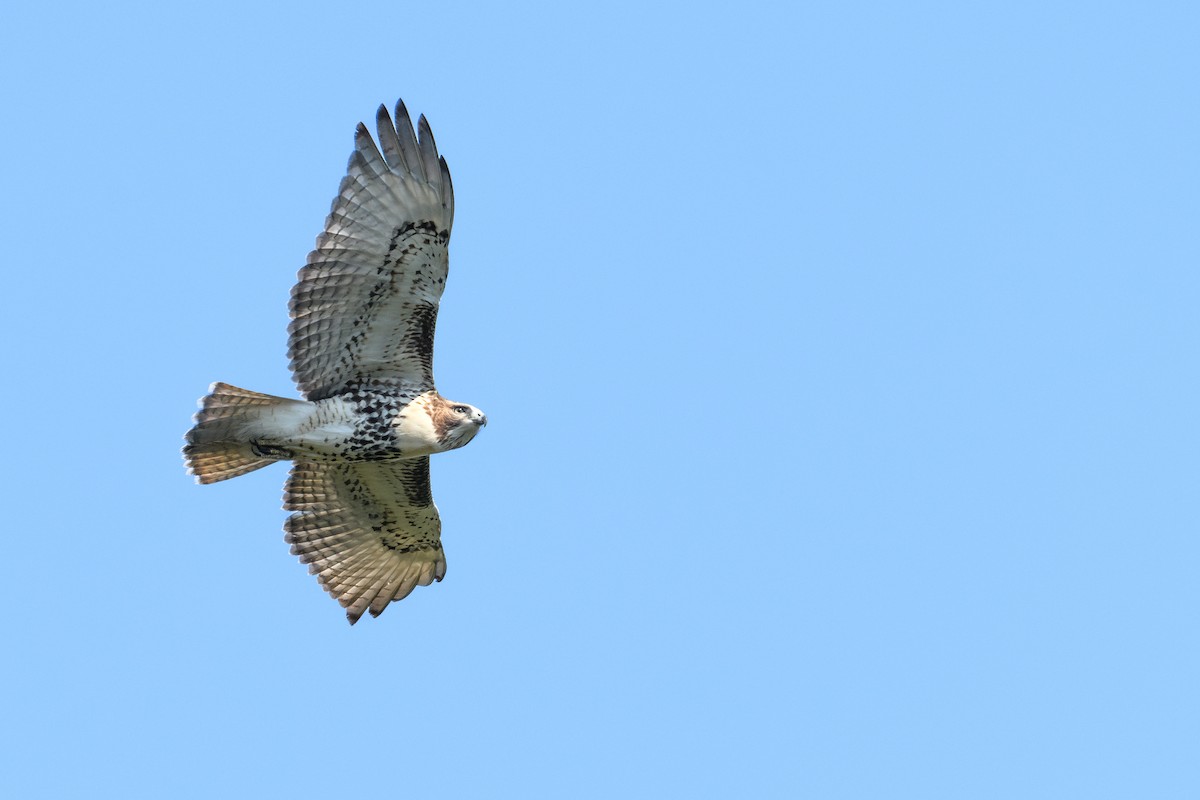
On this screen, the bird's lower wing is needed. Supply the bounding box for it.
[283,457,445,623]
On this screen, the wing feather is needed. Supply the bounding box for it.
[283,458,445,624]
[416,116,442,187]
[373,105,407,172]
[439,156,455,231]
[289,100,454,400]
[352,124,388,178]
[392,100,426,181]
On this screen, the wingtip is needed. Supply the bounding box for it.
[375,103,392,130]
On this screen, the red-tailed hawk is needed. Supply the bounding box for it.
[183,100,486,624]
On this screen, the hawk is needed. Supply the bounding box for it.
[183,99,486,624]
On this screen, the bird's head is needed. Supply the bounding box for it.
[434,398,488,450]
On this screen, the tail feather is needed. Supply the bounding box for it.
[183,382,304,484]
[185,442,274,484]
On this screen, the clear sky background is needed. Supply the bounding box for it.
[3,2,1198,797]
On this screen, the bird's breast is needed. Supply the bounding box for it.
[389,404,441,456]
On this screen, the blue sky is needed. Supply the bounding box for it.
[3,1,1198,797]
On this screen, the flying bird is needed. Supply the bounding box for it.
[183,100,486,624]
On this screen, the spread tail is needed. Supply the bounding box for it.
[183,382,304,484]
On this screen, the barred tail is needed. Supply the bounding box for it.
[183,382,303,484]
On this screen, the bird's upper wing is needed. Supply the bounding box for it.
[283,457,446,623]
[288,100,454,401]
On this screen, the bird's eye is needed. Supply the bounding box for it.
[454,405,468,414]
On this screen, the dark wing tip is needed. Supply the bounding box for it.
[395,98,412,124]
[375,104,393,138]
[415,114,440,184]
[417,114,435,145]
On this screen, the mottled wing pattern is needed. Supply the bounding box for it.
[284,457,446,623]
[289,101,455,401]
